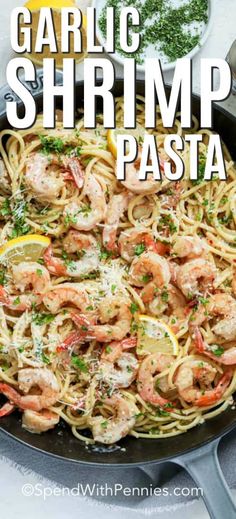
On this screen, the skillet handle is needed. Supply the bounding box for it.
[0,68,63,117]
[174,438,236,519]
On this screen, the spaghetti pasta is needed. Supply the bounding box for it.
[0,96,235,445]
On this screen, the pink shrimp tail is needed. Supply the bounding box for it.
[70,312,96,341]
[196,370,232,407]
[121,337,137,350]
[193,327,206,354]
[0,285,10,305]
[0,402,15,417]
[44,246,66,276]
[57,331,84,352]
[63,158,84,190]
[0,383,21,408]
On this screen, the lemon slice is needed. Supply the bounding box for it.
[107,126,146,158]
[22,1,87,69]
[0,235,51,265]
[25,0,75,8]
[137,315,179,356]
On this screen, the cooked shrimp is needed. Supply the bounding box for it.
[173,236,209,259]
[25,153,65,200]
[43,283,89,314]
[89,395,136,444]
[0,286,35,311]
[99,353,138,389]
[62,156,84,189]
[12,262,50,294]
[194,327,236,365]
[0,262,50,311]
[56,330,84,352]
[63,175,106,231]
[120,151,164,194]
[119,227,168,263]
[22,409,60,433]
[168,261,180,285]
[209,293,236,341]
[129,252,171,303]
[101,337,137,362]
[175,360,232,407]
[137,353,174,407]
[189,293,236,336]
[0,401,15,417]
[0,368,60,412]
[149,284,186,319]
[99,337,138,388]
[44,230,99,278]
[148,284,186,315]
[72,297,132,342]
[103,191,132,252]
[176,258,216,298]
[132,198,155,220]
[18,368,60,411]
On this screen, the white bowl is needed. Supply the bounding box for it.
[93,0,213,73]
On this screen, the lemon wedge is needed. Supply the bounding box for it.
[0,235,51,265]
[22,1,87,69]
[137,315,179,356]
[25,0,75,9]
[107,126,146,158]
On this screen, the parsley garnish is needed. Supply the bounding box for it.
[0,270,6,286]
[71,355,88,373]
[134,243,146,256]
[212,346,225,357]
[161,291,169,303]
[40,135,65,155]
[130,302,139,314]
[33,313,55,326]
[0,199,11,217]
[100,248,112,261]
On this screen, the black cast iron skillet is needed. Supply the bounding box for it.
[0,72,236,519]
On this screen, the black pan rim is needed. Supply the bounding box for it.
[1,418,236,467]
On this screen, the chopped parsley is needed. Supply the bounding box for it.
[157,408,170,417]
[33,313,55,326]
[3,197,31,239]
[40,135,65,155]
[134,243,146,256]
[0,199,11,217]
[198,296,209,306]
[192,154,207,186]
[141,274,152,283]
[64,213,78,226]
[161,291,169,303]
[159,214,177,234]
[99,248,113,261]
[71,355,88,373]
[0,270,6,286]
[130,302,139,314]
[211,346,225,357]
[41,352,50,364]
[99,0,208,64]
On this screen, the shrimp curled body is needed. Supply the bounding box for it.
[137,353,174,407]
[175,360,232,407]
[89,395,137,444]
